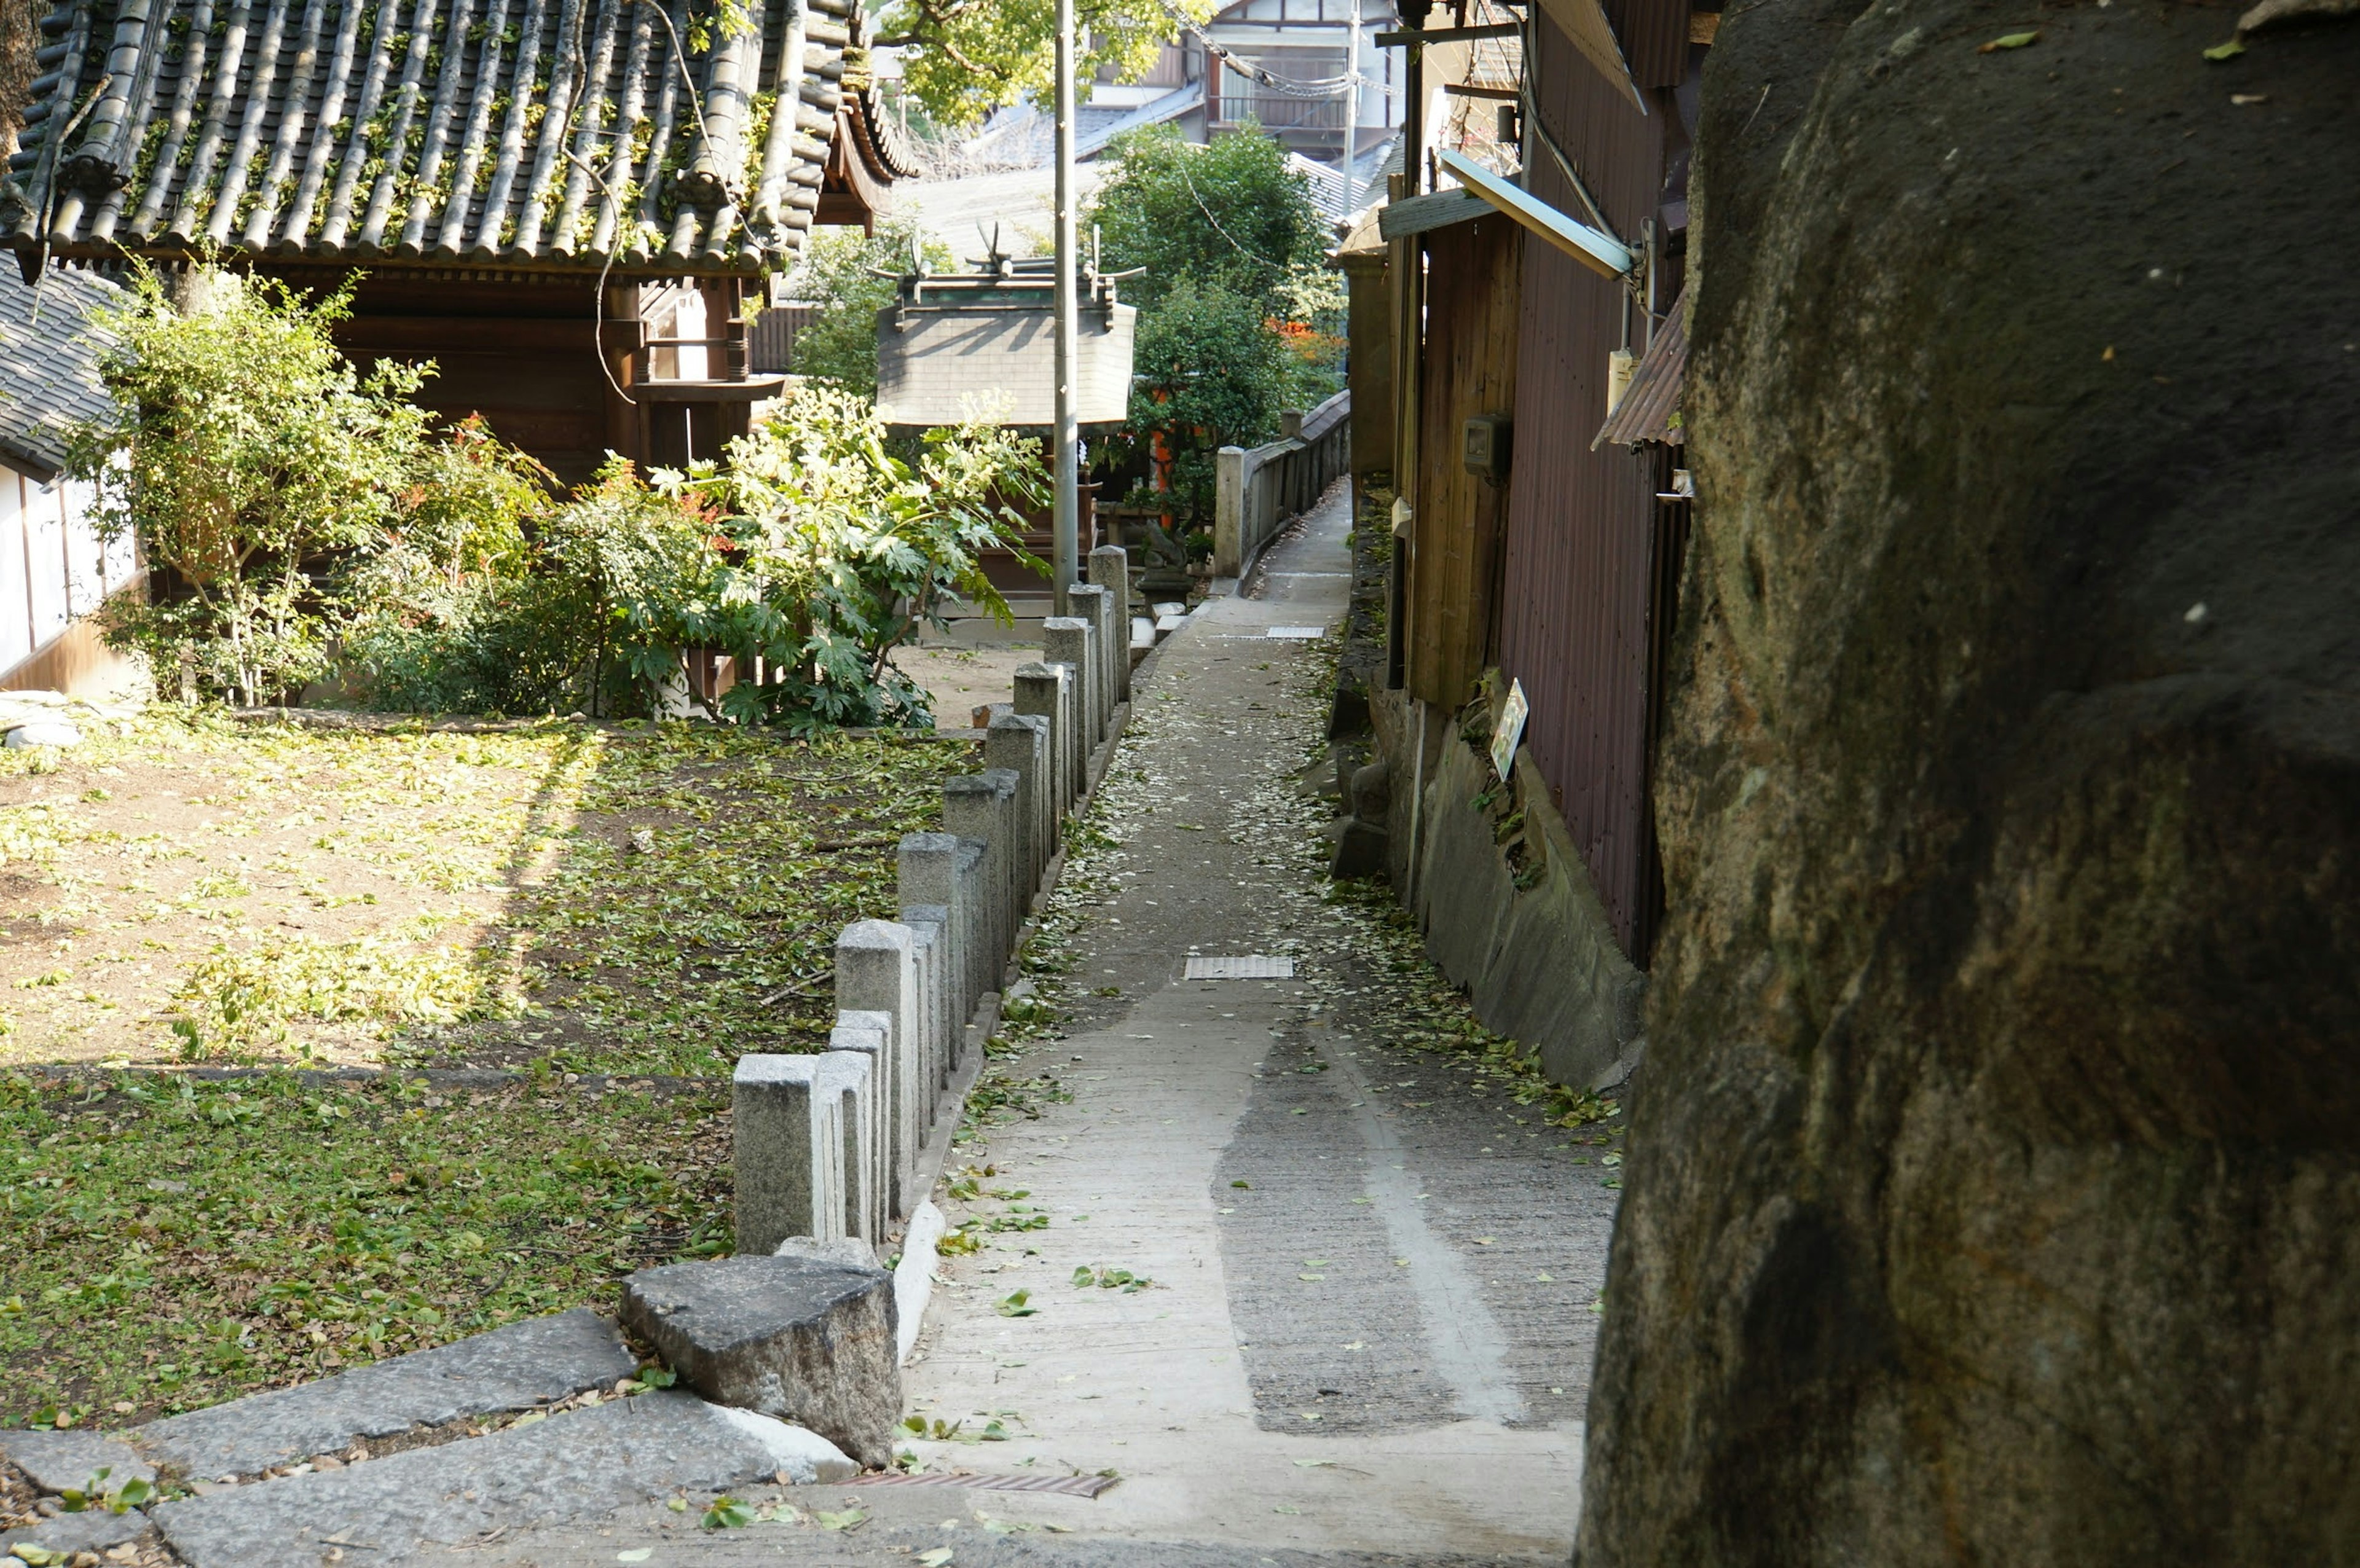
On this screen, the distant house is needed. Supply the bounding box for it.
[0,0,913,482]
[0,264,139,696]
[927,0,1402,182]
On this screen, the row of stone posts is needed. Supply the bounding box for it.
[734,549,1135,1256]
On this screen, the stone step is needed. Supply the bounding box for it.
[148,1390,849,1568]
[155,1306,629,1481]
[622,1255,899,1470]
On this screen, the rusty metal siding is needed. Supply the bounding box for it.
[1496,4,1669,958]
[1602,0,1692,88]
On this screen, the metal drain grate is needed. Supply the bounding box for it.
[1185,955,1296,979]
[848,1471,1119,1498]
[1265,625,1326,639]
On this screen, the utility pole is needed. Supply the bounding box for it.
[1343,0,1362,215]
[1052,0,1079,617]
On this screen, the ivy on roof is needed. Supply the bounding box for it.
[0,0,884,277]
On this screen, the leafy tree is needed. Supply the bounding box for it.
[663,383,1047,730]
[780,220,953,397]
[1088,122,1334,318]
[881,0,1209,129]
[1122,278,1292,528]
[68,268,437,706]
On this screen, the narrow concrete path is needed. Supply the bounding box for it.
[483,485,1615,1565]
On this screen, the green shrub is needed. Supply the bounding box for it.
[69,267,438,705]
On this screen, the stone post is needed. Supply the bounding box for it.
[899,833,970,1038]
[986,708,1051,900]
[954,839,991,1029]
[1214,445,1246,576]
[1042,616,1097,779]
[828,1017,890,1242]
[733,1054,848,1252]
[943,772,1020,998]
[814,1049,878,1244]
[1013,662,1073,829]
[836,922,919,1217]
[1089,545,1131,704]
[1070,584,1115,743]
[901,907,950,1128]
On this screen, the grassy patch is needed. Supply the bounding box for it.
[0,710,974,1076]
[0,1069,728,1432]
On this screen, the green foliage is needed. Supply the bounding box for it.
[1123,278,1293,526]
[1088,122,1332,319]
[69,267,438,705]
[0,1070,732,1429]
[882,0,1209,129]
[782,220,953,396]
[655,383,1047,731]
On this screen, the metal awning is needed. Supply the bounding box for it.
[1595,286,1689,449]
[1436,149,1632,278]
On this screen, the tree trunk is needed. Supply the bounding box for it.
[1579,6,2360,1566]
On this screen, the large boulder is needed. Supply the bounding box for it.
[1578,4,2360,1566]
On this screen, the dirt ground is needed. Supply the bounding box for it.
[0,707,975,1077]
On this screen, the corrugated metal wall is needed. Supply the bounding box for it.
[1605,0,1693,88]
[1495,4,1674,958]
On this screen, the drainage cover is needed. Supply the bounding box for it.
[1186,955,1296,979]
[849,1471,1120,1498]
[1265,625,1326,639]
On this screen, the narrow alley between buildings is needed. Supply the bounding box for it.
[484,485,1618,1566]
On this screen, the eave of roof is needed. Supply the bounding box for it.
[1,0,887,280]
[0,264,119,479]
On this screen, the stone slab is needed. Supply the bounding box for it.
[133,1306,635,1480]
[1,1507,150,1556]
[148,1391,796,1568]
[620,1256,899,1469]
[0,1430,152,1493]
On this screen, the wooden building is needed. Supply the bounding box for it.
[1345,0,1706,1087]
[0,0,913,484]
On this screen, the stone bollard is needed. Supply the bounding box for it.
[734,1054,849,1252]
[1089,546,1132,704]
[900,907,950,1132]
[828,1017,891,1241]
[899,833,976,1041]
[814,1049,878,1244]
[1013,662,1075,829]
[1042,617,1097,785]
[1070,583,1115,742]
[835,923,919,1218]
[943,772,1021,992]
[985,708,1051,900]
[953,838,989,1060]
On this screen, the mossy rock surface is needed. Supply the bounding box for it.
[1579,4,2360,1564]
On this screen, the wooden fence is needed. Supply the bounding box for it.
[1212,389,1351,578]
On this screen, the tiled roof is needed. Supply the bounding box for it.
[1,0,882,277]
[0,264,118,479]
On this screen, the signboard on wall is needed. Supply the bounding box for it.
[1492,677,1530,783]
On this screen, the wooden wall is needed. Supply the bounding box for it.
[1339,249,1395,484]
[1406,212,1522,710]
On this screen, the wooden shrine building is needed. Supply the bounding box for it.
[0,0,913,484]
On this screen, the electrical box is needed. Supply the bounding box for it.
[1463,414,1512,479]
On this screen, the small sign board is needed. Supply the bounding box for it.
[1491,678,1530,783]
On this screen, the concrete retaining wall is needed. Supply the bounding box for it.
[1369,684,1647,1091]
